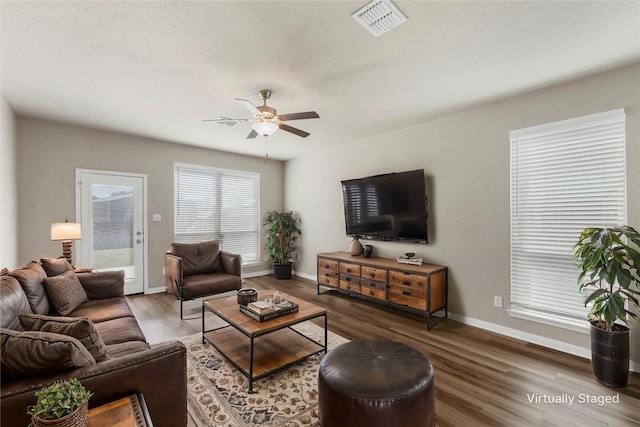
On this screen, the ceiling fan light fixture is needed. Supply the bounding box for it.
[252,121,279,137]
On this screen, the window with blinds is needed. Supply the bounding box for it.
[174,164,260,264]
[509,109,626,327]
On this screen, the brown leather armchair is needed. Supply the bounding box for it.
[165,240,242,318]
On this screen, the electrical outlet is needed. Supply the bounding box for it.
[494,296,503,308]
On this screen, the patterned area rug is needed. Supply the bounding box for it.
[180,322,349,427]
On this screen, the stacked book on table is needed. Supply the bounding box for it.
[240,300,299,321]
[396,257,424,265]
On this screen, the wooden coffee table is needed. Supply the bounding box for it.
[202,291,327,393]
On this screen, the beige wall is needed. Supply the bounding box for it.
[0,96,18,270]
[285,63,640,365]
[17,118,284,289]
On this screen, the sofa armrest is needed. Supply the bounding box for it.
[1,341,187,427]
[220,251,242,276]
[77,270,125,299]
[165,253,182,297]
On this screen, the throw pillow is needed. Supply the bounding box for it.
[41,257,73,277]
[19,313,109,362]
[0,328,95,380]
[43,270,88,316]
[7,261,49,315]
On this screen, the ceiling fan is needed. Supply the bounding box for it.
[204,90,319,139]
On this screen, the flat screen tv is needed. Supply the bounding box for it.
[341,169,428,243]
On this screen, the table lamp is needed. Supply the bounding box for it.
[51,220,82,266]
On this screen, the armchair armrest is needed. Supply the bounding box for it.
[165,253,183,297]
[1,341,187,427]
[77,270,125,299]
[220,251,242,276]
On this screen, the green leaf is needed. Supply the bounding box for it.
[616,268,632,288]
[584,288,607,306]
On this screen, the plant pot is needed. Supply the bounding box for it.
[32,402,88,427]
[273,262,293,280]
[590,321,629,387]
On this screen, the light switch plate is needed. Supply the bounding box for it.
[152,214,161,221]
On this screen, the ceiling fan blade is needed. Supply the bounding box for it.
[236,98,261,115]
[278,111,319,121]
[246,129,258,139]
[279,123,310,138]
[202,117,248,122]
[202,117,248,127]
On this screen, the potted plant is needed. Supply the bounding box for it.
[573,226,640,387]
[264,210,301,280]
[27,379,93,427]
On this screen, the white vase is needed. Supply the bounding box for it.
[349,238,362,256]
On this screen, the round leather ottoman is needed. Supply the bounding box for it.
[318,340,434,427]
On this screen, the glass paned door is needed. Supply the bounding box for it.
[77,170,145,295]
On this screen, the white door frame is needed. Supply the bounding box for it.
[75,168,149,294]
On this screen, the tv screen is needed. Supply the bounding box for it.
[341,169,428,243]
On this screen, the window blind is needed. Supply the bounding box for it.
[510,109,626,322]
[174,164,260,264]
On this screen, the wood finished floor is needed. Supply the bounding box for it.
[127,275,640,427]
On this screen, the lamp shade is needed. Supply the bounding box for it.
[51,222,82,241]
[251,121,279,137]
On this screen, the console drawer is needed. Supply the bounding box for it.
[318,259,338,273]
[389,271,427,290]
[360,278,386,289]
[319,275,339,287]
[339,279,361,293]
[318,258,339,287]
[340,262,361,276]
[361,283,387,300]
[361,266,388,283]
[339,274,361,284]
[388,289,427,311]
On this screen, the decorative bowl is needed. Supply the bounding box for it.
[404,252,415,259]
[237,288,258,306]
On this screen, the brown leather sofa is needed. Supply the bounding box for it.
[1,260,187,427]
[165,240,242,318]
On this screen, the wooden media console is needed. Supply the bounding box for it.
[317,251,448,329]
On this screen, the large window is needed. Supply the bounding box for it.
[509,109,626,329]
[174,163,260,264]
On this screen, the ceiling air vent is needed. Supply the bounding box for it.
[352,0,407,37]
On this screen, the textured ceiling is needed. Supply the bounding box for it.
[2,1,639,160]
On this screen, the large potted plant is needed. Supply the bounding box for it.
[264,210,301,280]
[27,379,93,427]
[573,226,640,387]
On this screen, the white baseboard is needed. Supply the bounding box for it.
[449,312,639,373]
[293,271,316,281]
[242,270,272,278]
[145,286,165,295]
